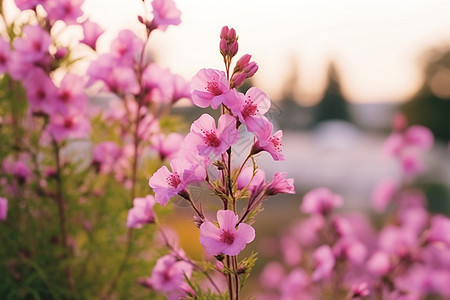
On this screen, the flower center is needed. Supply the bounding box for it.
[206,80,222,96]
[269,136,283,153]
[220,230,235,245]
[36,89,46,100]
[242,97,258,119]
[166,172,181,187]
[64,117,74,129]
[60,90,71,102]
[201,130,221,147]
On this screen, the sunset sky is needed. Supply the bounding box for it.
[6,0,450,105]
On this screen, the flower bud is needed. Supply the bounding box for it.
[220,26,229,39]
[230,41,239,57]
[244,62,258,78]
[235,54,252,72]
[231,72,246,89]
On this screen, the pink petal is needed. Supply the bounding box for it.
[236,223,256,243]
[217,210,238,231]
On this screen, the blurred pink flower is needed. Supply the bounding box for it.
[43,0,84,25]
[378,225,417,258]
[56,73,88,114]
[371,178,398,213]
[92,141,121,174]
[301,187,343,216]
[45,107,91,142]
[150,132,184,160]
[127,195,156,228]
[280,268,310,299]
[333,237,367,265]
[312,245,335,282]
[260,262,285,289]
[110,30,144,66]
[146,253,193,299]
[80,19,104,51]
[190,68,230,109]
[151,0,181,31]
[0,197,7,220]
[366,251,391,276]
[199,210,255,256]
[23,68,57,114]
[281,235,302,266]
[185,114,238,157]
[404,125,433,151]
[141,64,175,103]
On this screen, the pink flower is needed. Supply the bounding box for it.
[56,73,88,114]
[266,172,295,195]
[224,87,271,133]
[147,253,193,299]
[43,0,84,25]
[23,68,57,114]
[141,64,175,103]
[149,155,206,206]
[110,30,144,66]
[0,197,7,220]
[199,210,255,256]
[366,251,391,276]
[80,19,104,51]
[9,25,52,79]
[312,245,335,282]
[371,178,398,213]
[251,122,285,161]
[301,187,343,216]
[400,149,424,177]
[150,133,184,160]
[378,225,417,258]
[281,235,302,266]
[127,195,156,228]
[45,107,91,142]
[280,268,310,299]
[333,237,367,265]
[92,142,121,174]
[404,125,433,151]
[151,0,182,31]
[190,68,230,109]
[184,114,238,157]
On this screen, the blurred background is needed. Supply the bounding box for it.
[81,0,450,207]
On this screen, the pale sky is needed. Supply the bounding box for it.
[7,0,450,105]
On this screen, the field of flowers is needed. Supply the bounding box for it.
[0,0,449,299]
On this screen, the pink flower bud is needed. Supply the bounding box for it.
[227,28,236,40]
[219,39,228,56]
[244,61,258,77]
[230,40,239,56]
[235,54,252,71]
[54,47,68,59]
[220,26,229,39]
[231,72,246,88]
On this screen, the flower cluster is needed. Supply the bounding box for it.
[256,116,450,300]
[143,25,295,299]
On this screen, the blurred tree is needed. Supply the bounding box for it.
[401,47,450,140]
[313,62,352,124]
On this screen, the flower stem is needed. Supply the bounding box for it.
[52,138,74,293]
